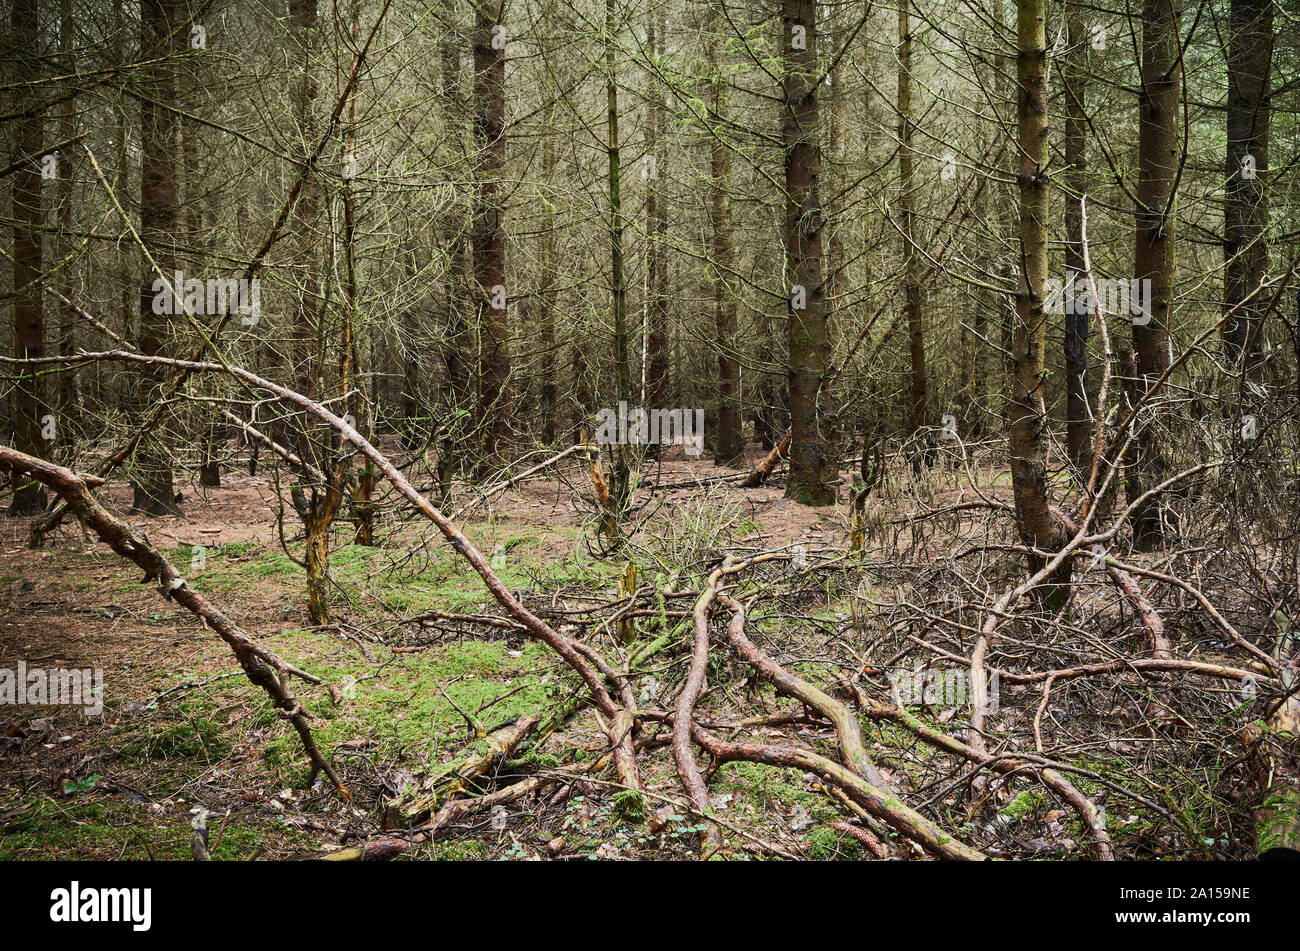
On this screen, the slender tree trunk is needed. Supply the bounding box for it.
[1062,8,1091,474]
[1010,0,1069,609]
[709,5,744,467]
[540,104,558,445]
[290,0,320,425]
[55,0,78,436]
[898,0,928,463]
[183,95,221,490]
[824,14,845,458]
[1222,0,1271,377]
[645,12,670,425]
[474,1,509,462]
[302,504,334,625]
[8,0,47,516]
[1130,0,1182,551]
[399,242,424,450]
[994,0,1016,420]
[112,0,130,421]
[783,0,836,506]
[340,4,373,547]
[754,243,783,450]
[438,13,472,498]
[606,0,631,503]
[131,0,181,516]
[440,236,473,502]
[441,232,472,493]
[288,0,341,623]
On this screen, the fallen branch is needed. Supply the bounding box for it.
[0,444,349,799]
[691,724,985,860]
[673,560,730,856]
[839,680,1115,859]
[392,714,541,821]
[721,593,891,790]
[450,444,594,520]
[739,428,790,488]
[45,349,643,795]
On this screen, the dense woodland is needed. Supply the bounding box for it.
[0,0,1298,863]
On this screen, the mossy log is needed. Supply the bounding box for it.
[392,714,540,821]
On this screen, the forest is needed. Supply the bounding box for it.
[0,0,1297,867]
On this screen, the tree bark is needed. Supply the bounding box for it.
[131,0,182,516]
[1062,8,1091,475]
[645,11,670,427]
[605,0,631,503]
[8,0,48,515]
[288,0,342,624]
[540,102,558,445]
[783,0,836,506]
[54,0,79,436]
[339,1,372,547]
[1010,0,1069,609]
[708,7,744,467]
[898,0,928,463]
[439,16,473,496]
[1129,0,1182,551]
[474,1,509,462]
[183,83,220,490]
[1222,0,1272,376]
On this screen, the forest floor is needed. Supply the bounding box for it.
[0,441,1262,860]
[0,444,845,859]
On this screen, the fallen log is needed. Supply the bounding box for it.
[391,714,541,821]
[307,838,411,861]
[739,428,790,488]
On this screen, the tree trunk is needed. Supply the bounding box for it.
[290,0,321,424]
[994,0,1017,422]
[439,15,473,497]
[474,1,509,462]
[540,103,558,445]
[287,0,342,624]
[1010,0,1069,610]
[645,12,670,428]
[1062,8,1091,475]
[754,304,783,450]
[340,4,372,547]
[708,8,744,467]
[54,0,78,436]
[606,0,631,503]
[898,0,928,465]
[783,0,836,506]
[182,87,221,490]
[1222,0,1271,376]
[8,0,47,516]
[399,242,425,451]
[1130,0,1182,551]
[131,0,182,516]
[303,510,332,626]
